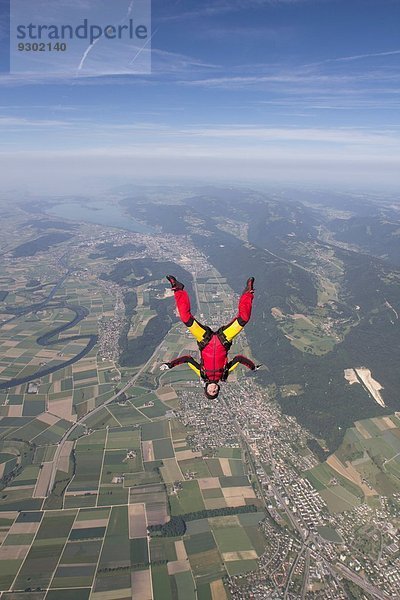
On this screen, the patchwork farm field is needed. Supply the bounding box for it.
[305,414,400,512]
[0,223,267,598]
[0,425,265,596]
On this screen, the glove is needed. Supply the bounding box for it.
[159,363,171,371]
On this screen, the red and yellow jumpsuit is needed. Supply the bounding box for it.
[166,288,255,383]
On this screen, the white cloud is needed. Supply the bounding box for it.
[310,48,400,66]
[183,125,400,147]
[183,69,400,89]
[2,114,400,151]
[158,0,317,22]
[0,116,71,127]
[151,48,219,73]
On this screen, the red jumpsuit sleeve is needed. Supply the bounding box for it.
[228,355,256,371]
[168,355,200,370]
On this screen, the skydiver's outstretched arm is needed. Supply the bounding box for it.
[222,355,261,380]
[160,355,201,377]
[227,355,257,372]
[220,277,255,343]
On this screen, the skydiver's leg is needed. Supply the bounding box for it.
[174,290,209,341]
[220,278,254,342]
[170,285,208,343]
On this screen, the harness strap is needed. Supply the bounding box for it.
[197,327,213,351]
[216,327,232,351]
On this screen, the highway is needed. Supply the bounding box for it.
[331,563,393,600]
[283,543,306,599]
[300,549,310,599]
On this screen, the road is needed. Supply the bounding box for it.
[301,549,310,599]
[46,337,166,496]
[331,563,393,600]
[221,391,314,596]
[193,276,202,316]
[283,543,306,599]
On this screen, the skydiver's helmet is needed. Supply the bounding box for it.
[204,381,220,399]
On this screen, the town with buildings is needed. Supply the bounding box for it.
[0,196,399,599]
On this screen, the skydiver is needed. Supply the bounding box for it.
[160,276,261,399]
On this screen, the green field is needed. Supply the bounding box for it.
[106,427,140,450]
[188,547,225,582]
[185,531,216,555]
[306,415,400,507]
[317,526,343,543]
[273,310,338,356]
[0,210,366,597]
[150,435,172,456]
[141,420,170,441]
[130,538,149,568]
[47,589,91,600]
[83,408,120,429]
[214,447,242,459]
[170,480,206,515]
[68,430,106,493]
[174,570,196,600]
[212,525,254,553]
[205,459,224,477]
[225,559,258,576]
[176,458,210,478]
[152,564,173,600]
[319,486,361,513]
[306,461,363,497]
[150,538,177,562]
[107,403,149,426]
[160,458,183,483]
[13,511,77,590]
[92,506,130,592]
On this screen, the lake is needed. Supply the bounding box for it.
[48,199,155,234]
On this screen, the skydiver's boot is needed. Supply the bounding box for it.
[243,277,255,294]
[166,275,184,291]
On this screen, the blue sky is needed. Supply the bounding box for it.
[0,0,400,193]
